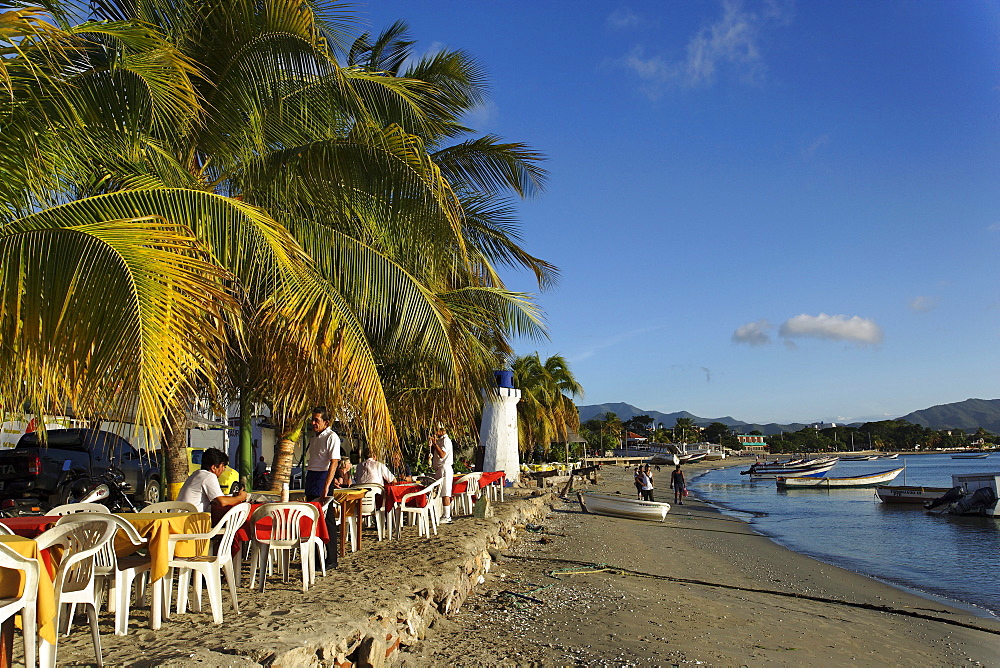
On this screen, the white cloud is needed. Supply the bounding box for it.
[909,296,939,313]
[607,7,642,30]
[615,0,793,98]
[779,313,883,345]
[802,134,830,159]
[463,100,499,129]
[732,319,773,346]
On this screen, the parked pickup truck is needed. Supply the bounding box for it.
[0,428,160,505]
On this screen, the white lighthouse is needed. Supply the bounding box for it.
[480,370,521,483]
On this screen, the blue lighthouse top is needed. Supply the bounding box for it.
[493,369,515,389]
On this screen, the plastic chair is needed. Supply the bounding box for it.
[454,472,481,515]
[0,541,39,668]
[142,501,198,514]
[55,513,151,636]
[247,503,310,593]
[0,524,13,536]
[35,518,118,668]
[48,503,107,515]
[350,483,388,540]
[398,480,442,538]
[166,503,249,624]
[305,498,336,580]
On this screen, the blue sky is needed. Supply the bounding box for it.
[361,1,1000,424]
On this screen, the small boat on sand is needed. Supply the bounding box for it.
[777,467,904,489]
[875,485,950,504]
[577,492,671,521]
[951,453,989,459]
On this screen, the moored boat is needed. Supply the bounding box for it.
[841,454,880,461]
[875,484,950,504]
[743,457,839,479]
[777,467,904,488]
[951,452,990,459]
[924,472,1000,517]
[577,492,671,521]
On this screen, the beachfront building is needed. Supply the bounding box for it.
[737,434,768,454]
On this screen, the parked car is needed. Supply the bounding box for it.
[187,447,240,493]
[0,428,161,505]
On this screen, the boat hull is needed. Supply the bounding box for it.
[777,467,904,488]
[578,492,671,521]
[748,462,838,479]
[951,453,990,459]
[875,485,950,504]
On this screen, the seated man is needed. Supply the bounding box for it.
[177,447,248,523]
[353,447,396,487]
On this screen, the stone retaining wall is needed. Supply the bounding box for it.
[272,491,556,668]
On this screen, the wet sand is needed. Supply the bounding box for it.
[399,462,1000,666]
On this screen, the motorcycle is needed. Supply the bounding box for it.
[0,464,141,516]
[63,466,141,512]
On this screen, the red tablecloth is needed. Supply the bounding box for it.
[0,515,58,538]
[384,483,426,510]
[478,471,505,488]
[235,501,329,544]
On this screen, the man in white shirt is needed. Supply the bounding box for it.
[176,447,247,523]
[353,447,396,487]
[304,407,340,568]
[430,423,454,523]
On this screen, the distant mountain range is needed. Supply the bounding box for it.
[577,398,1000,436]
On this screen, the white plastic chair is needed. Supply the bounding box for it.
[398,480,442,538]
[0,524,13,536]
[166,503,249,624]
[247,503,310,593]
[454,473,481,515]
[35,518,118,668]
[48,503,107,516]
[142,501,198,514]
[306,498,337,580]
[350,483,388,540]
[55,513,151,636]
[0,541,39,668]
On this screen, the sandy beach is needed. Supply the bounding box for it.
[401,462,1000,666]
[49,463,1000,666]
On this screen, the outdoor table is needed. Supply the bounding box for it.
[0,534,57,668]
[478,471,505,488]
[236,501,329,545]
[384,482,423,511]
[331,489,366,555]
[114,511,211,631]
[0,516,57,539]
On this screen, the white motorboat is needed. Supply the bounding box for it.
[577,492,671,521]
[951,452,990,459]
[777,467,904,488]
[925,472,1000,517]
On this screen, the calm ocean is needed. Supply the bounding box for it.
[690,454,1000,618]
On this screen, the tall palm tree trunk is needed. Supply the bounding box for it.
[270,415,304,491]
[161,401,190,500]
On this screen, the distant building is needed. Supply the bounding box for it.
[737,434,768,453]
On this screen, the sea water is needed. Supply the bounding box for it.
[690,454,1000,618]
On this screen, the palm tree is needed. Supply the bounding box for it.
[512,353,583,458]
[1,2,555,491]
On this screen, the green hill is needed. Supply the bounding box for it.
[898,398,1000,432]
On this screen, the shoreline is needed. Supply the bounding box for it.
[689,457,1000,621]
[402,462,1000,666]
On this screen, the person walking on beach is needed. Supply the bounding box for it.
[430,422,454,523]
[637,465,654,501]
[670,464,686,505]
[305,406,340,569]
[633,465,644,499]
